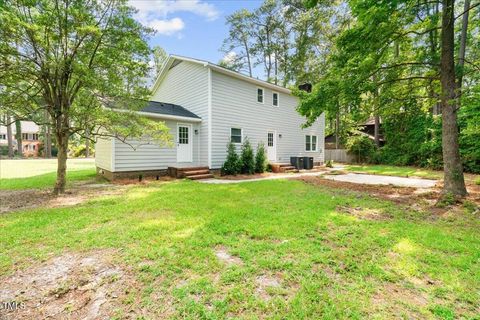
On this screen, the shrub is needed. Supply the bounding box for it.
[345,135,376,163]
[240,139,255,174]
[255,143,267,173]
[221,141,241,175]
[325,160,334,168]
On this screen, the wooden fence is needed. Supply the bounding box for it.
[324,149,355,163]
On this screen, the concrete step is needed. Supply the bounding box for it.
[183,169,210,176]
[187,173,214,180]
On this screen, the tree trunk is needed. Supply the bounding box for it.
[335,111,340,149]
[15,119,22,157]
[457,0,470,89]
[6,115,14,158]
[440,0,467,197]
[85,129,90,158]
[53,131,69,195]
[374,115,380,147]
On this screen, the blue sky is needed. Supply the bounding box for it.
[129,0,262,64]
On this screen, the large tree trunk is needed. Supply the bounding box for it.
[335,111,340,149]
[53,131,69,195]
[6,114,14,158]
[440,0,467,197]
[15,119,22,157]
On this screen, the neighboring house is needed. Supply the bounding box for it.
[95,55,325,180]
[0,121,41,157]
[325,117,385,150]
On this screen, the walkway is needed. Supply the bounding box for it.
[201,171,438,188]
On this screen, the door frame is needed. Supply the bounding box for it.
[267,130,277,162]
[177,123,193,163]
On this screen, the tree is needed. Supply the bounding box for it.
[152,46,168,77]
[255,142,267,173]
[240,139,255,174]
[299,0,477,197]
[222,9,254,76]
[14,119,22,157]
[0,0,170,194]
[221,141,241,175]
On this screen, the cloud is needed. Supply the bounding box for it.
[147,17,185,35]
[129,0,219,36]
[222,51,237,64]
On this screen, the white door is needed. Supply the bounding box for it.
[177,124,193,162]
[267,131,276,162]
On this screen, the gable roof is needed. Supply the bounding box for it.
[152,55,292,95]
[142,101,200,119]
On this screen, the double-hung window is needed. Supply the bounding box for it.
[272,92,279,107]
[257,88,264,103]
[305,135,317,152]
[231,128,242,144]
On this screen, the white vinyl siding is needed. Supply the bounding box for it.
[211,70,324,168]
[151,60,208,166]
[112,120,201,172]
[94,136,113,171]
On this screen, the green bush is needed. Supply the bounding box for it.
[221,141,241,175]
[255,143,267,173]
[240,139,255,174]
[326,160,334,168]
[345,135,376,163]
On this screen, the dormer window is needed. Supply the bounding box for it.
[272,92,279,107]
[257,88,264,103]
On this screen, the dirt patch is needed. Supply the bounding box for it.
[0,182,126,214]
[297,176,480,218]
[214,246,243,266]
[0,250,142,320]
[370,281,429,317]
[336,205,392,221]
[255,274,282,300]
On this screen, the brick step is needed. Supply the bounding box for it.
[176,166,209,172]
[183,169,210,177]
[187,174,214,180]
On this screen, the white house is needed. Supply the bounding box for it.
[0,121,41,157]
[95,55,325,180]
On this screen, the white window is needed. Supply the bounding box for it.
[0,134,6,139]
[272,92,279,107]
[257,88,264,103]
[305,135,317,152]
[231,128,242,144]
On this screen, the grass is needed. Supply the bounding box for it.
[344,164,443,180]
[0,158,96,190]
[1,178,479,319]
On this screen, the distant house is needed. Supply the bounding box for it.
[0,121,41,157]
[325,117,384,150]
[95,55,325,180]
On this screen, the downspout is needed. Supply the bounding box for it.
[207,67,212,169]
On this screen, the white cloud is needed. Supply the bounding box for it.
[147,17,185,35]
[222,51,237,64]
[129,0,219,36]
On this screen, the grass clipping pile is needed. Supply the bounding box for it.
[0,250,140,320]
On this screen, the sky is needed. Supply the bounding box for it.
[128,0,263,65]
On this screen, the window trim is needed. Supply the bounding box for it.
[230,127,243,144]
[257,87,264,104]
[305,134,318,152]
[272,92,279,107]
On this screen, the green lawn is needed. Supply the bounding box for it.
[1,179,478,319]
[344,164,443,180]
[0,158,96,190]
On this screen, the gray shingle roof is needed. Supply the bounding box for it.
[142,101,200,119]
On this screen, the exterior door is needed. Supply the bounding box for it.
[177,124,193,162]
[267,131,276,162]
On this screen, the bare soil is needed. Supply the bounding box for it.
[0,250,143,320]
[0,182,126,214]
